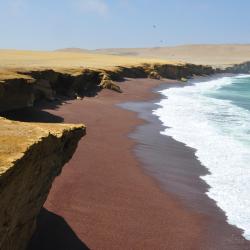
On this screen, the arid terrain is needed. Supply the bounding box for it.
[0,49,171,80]
[1,46,250,250]
[58,44,250,67]
[2,44,250,79]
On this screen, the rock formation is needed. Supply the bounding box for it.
[0,63,217,112]
[0,62,218,250]
[0,77,35,113]
[225,61,250,74]
[0,117,85,250]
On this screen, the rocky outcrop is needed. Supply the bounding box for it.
[225,61,250,74]
[0,117,85,250]
[1,59,249,250]
[145,63,215,79]
[99,73,122,92]
[0,78,35,113]
[21,68,122,100]
[0,62,215,250]
[109,63,215,80]
[0,63,216,112]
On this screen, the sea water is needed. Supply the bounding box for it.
[153,75,250,240]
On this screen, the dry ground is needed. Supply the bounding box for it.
[0,49,173,80]
[90,44,250,67]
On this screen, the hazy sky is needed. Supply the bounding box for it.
[0,0,250,50]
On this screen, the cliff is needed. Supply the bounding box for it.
[0,61,216,250]
[2,46,249,250]
[225,61,250,74]
[0,77,35,113]
[0,117,85,250]
[0,63,216,112]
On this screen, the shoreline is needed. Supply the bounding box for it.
[120,76,250,248]
[22,77,250,249]
[119,73,234,214]
[148,74,250,242]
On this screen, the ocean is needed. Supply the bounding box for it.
[153,75,250,240]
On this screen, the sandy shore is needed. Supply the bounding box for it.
[22,78,250,249]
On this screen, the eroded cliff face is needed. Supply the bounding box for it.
[0,62,216,250]
[0,63,217,113]
[1,61,249,114]
[0,118,85,250]
[225,61,250,74]
[0,77,35,113]
[0,60,248,250]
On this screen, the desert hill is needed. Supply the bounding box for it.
[59,44,250,68]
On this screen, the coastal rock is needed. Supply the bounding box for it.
[73,69,101,97]
[148,70,161,79]
[0,61,227,250]
[0,63,217,113]
[0,117,85,250]
[99,74,122,93]
[25,70,75,98]
[150,63,214,79]
[116,65,148,78]
[225,61,250,73]
[0,62,217,250]
[34,79,56,101]
[0,78,35,113]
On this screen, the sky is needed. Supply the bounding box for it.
[0,0,250,50]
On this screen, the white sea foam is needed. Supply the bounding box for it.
[235,74,250,79]
[153,76,250,239]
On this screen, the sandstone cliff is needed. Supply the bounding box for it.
[0,77,35,113]
[1,56,249,250]
[0,63,216,112]
[0,117,85,250]
[0,61,226,250]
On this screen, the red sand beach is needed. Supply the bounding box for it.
[25,78,250,249]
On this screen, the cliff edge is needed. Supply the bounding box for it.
[0,61,215,250]
[1,49,247,250]
[0,117,85,250]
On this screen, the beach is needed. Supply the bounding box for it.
[22,78,250,249]
[0,1,250,249]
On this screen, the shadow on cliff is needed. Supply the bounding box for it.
[1,106,64,123]
[1,97,88,123]
[27,208,89,250]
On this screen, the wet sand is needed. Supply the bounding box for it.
[27,78,250,249]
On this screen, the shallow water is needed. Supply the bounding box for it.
[153,75,250,240]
